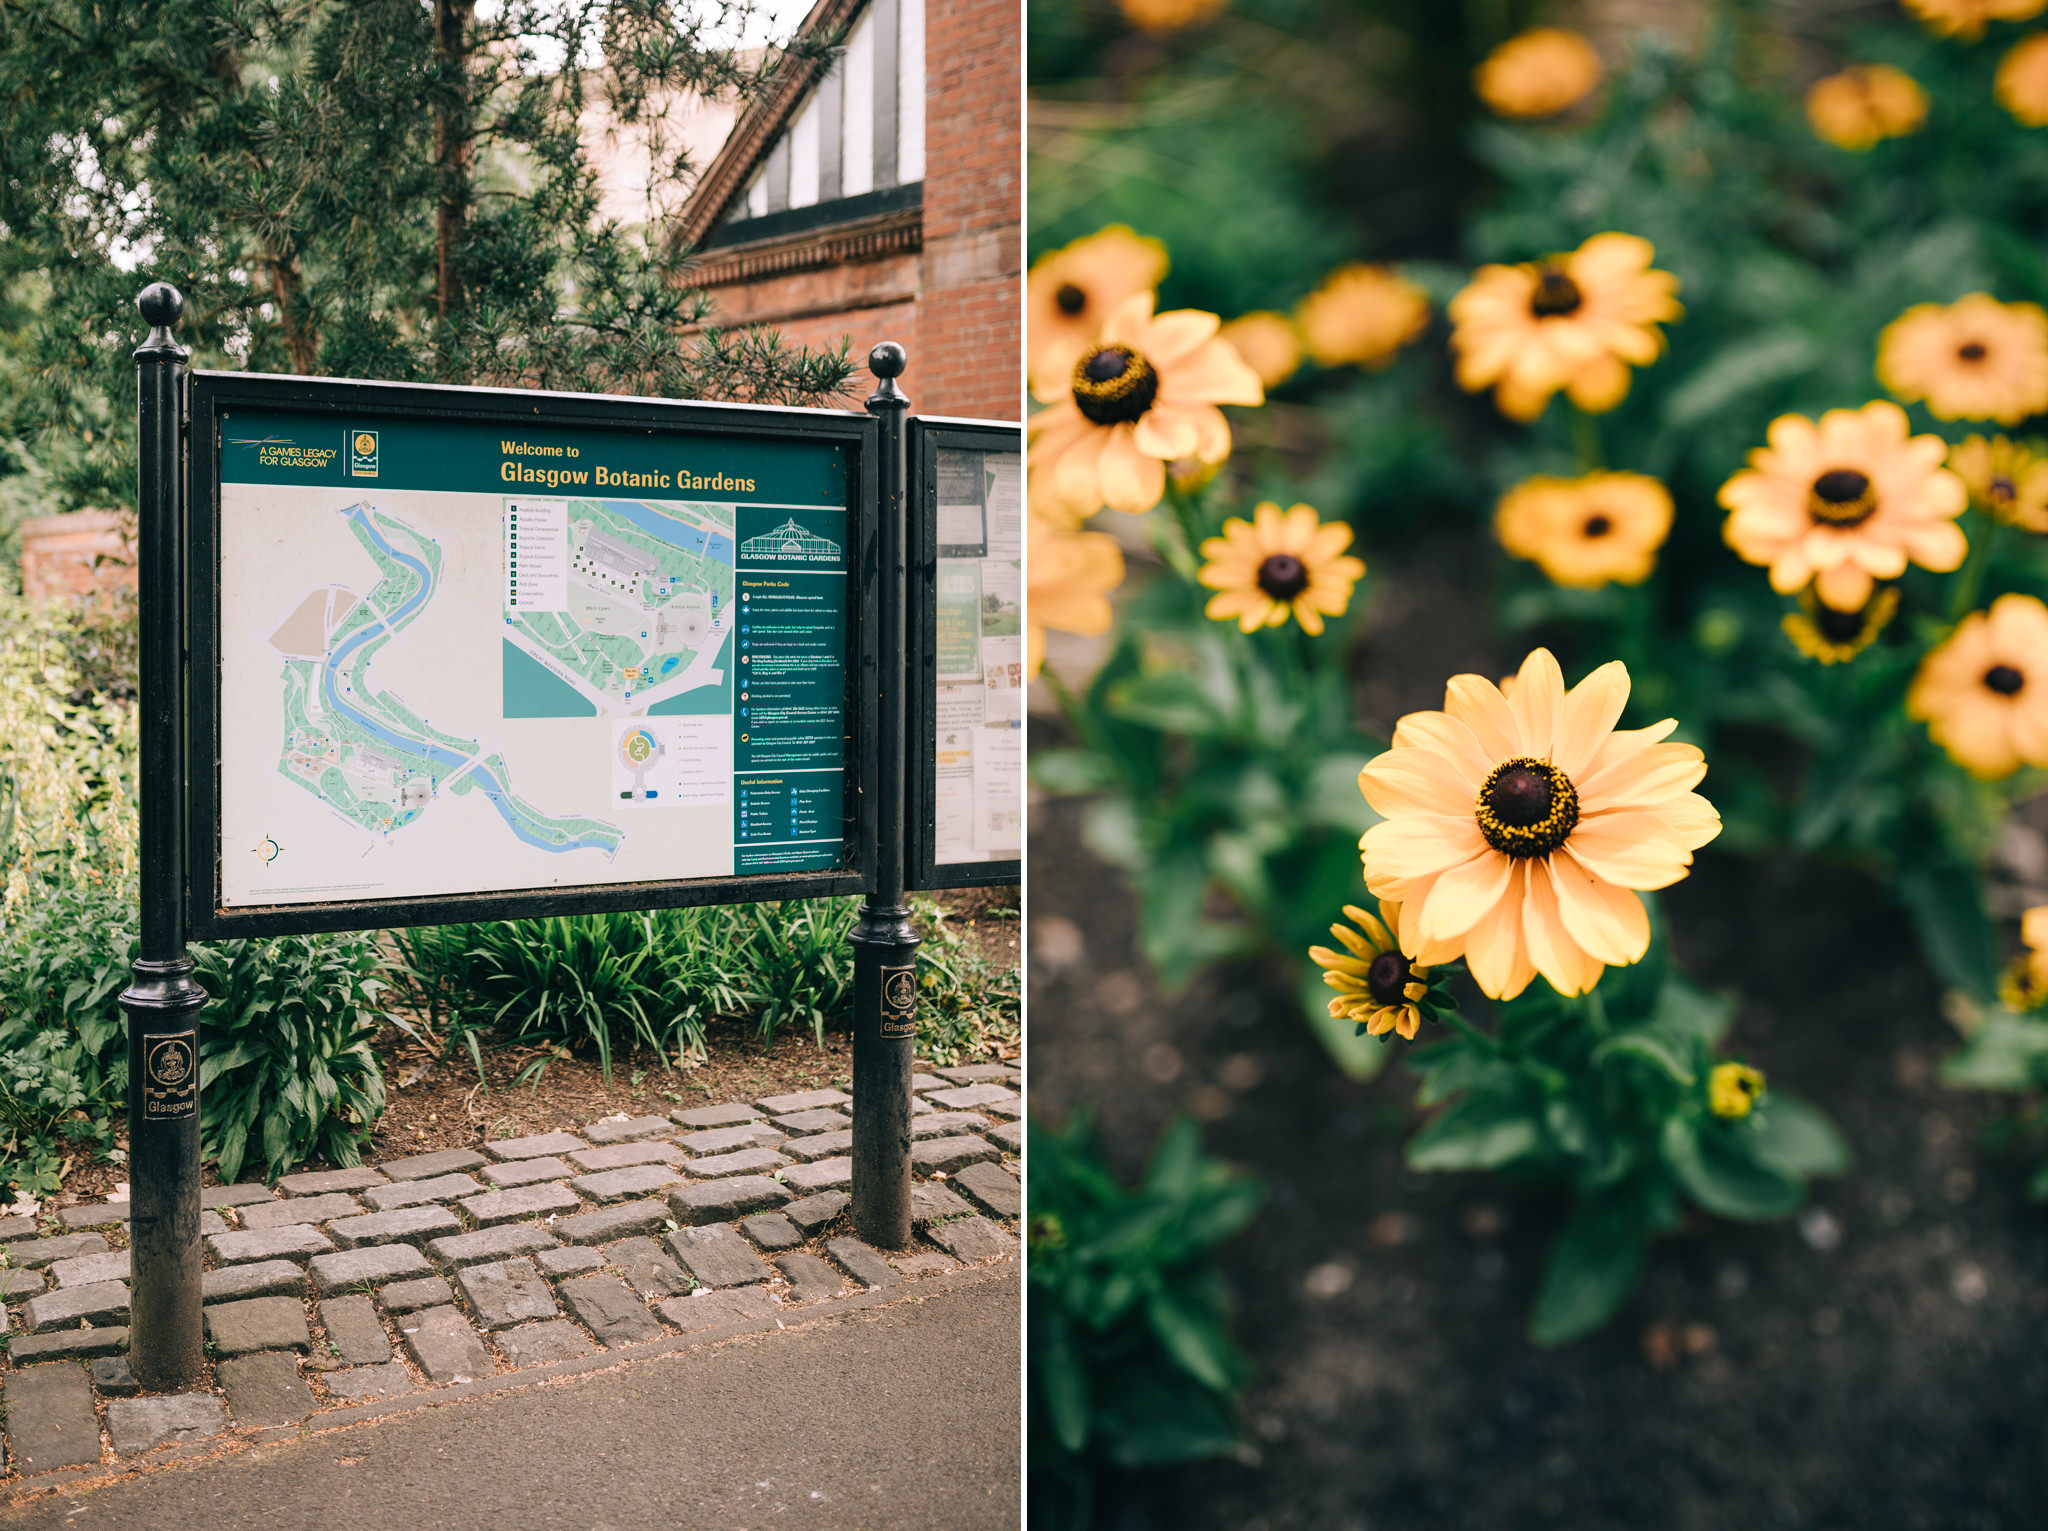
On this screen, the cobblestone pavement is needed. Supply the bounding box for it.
[0,1068,1020,1485]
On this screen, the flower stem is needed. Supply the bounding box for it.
[1152,483,1207,584]
[1948,514,1998,622]
[1038,661,1092,742]
[1439,1007,1500,1055]
[1580,986,1611,1038]
[1570,408,1605,473]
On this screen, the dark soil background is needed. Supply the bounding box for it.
[1027,538,2048,1531]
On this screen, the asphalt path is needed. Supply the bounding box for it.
[3,1267,1020,1531]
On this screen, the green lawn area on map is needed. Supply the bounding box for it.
[503,498,737,719]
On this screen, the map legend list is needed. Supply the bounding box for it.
[734,774,841,863]
[504,498,569,610]
[732,576,844,774]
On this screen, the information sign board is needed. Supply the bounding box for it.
[907,418,1022,889]
[186,373,875,936]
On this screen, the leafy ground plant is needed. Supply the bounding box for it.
[910,896,1021,1066]
[0,594,388,1193]
[1945,919,2048,1199]
[1028,1113,1263,1531]
[388,895,1017,1079]
[1284,648,1853,1342]
[1403,904,1851,1343]
[191,935,390,1184]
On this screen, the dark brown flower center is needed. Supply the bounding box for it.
[1055,283,1087,317]
[1530,268,1583,318]
[1366,950,1412,1006]
[1583,514,1612,538]
[1808,468,1877,526]
[1991,474,2017,503]
[1985,664,2025,696]
[1959,341,1989,362]
[1475,756,1580,859]
[1072,344,1159,426]
[1257,553,1310,600]
[1817,603,1866,643]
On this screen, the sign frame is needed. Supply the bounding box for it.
[905,416,1023,892]
[184,370,880,939]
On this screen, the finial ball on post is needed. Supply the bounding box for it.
[138,283,184,329]
[868,342,907,380]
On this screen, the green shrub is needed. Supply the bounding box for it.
[392,895,1011,1078]
[1028,1114,1263,1531]
[0,594,388,1192]
[734,898,860,1048]
[912,897,1022,1066]
[192,936,390,1184]
[462,911,670,1081]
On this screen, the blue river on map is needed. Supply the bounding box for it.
[321,505,609,853]
[598,500,735,565]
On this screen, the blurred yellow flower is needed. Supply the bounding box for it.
[1309,901,1433,1040]
[1197,502,1365,635]
[1027,292,1263,522]
[2000,904,2048,1009]
[1026,517,1125,678]
[1879,294,2048,424]
[1218,311,1303,389]
[1295,265,1431,370]
[1027,226,1169,404]
[1357,649,1720,1000]
[1708,1062,1765,1120]
[1495,472,1672,589]
[1907,593,2048,778]
[1474,28,1603,119]
[1902,0,2045,41]
[1782,585,1900,665]
[1997,33,2048,124]
[1950,434,2048,529]
[1719,401,1967,610]
[1117,0,1228,32]
[1805,65,1928,150]
[1449,233,1682,422]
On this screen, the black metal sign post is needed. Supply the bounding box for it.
[849,344,918,1250]
[120,283,207,1391]
[125,285,928,1371]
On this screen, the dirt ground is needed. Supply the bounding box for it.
[1027,538,2048,1531]
[55,887,1017,1204]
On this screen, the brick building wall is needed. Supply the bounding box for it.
[17,511,135,604]
[914,0,1020,420]
[682,0,1019,420]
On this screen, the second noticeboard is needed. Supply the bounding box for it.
[909,417,1023,889]
[187,372,875,936]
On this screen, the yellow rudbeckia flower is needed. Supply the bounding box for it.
[1358,650,1720,1000]
[1197,502,1365,635]
[1449,233,1682,423]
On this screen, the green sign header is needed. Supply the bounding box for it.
[219,406,847,504]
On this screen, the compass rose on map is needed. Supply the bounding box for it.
[252,836,282,864]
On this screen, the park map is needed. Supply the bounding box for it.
[265,494,738,857]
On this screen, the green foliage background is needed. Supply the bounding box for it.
[1029,0,2048,1512]
[0,0,856,569]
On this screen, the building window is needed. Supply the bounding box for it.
[721,0,924,245]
